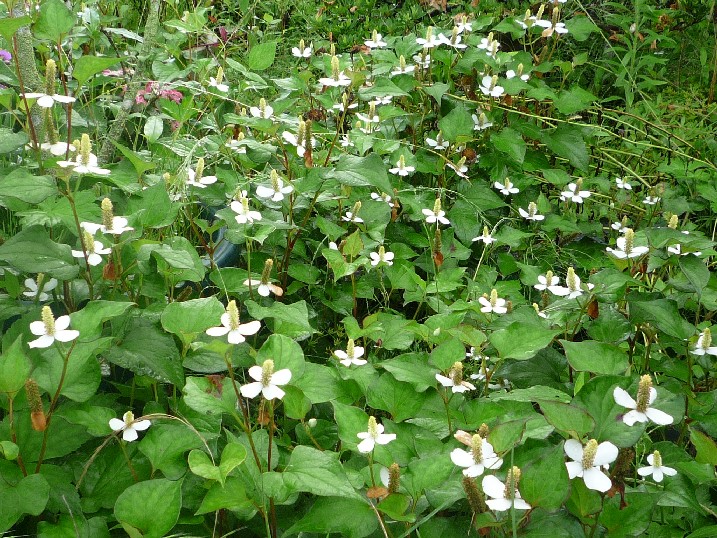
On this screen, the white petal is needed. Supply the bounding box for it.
[375,433,396,445]
[240,382,263,398]
[661,466,677,477]
[227,330,247,344]
[463,464,485,478]
[334,350,348,360]
[652,468,664,482]
[637,466,654,477]
[123,428,139,442]
[564,439,584,461]
[648,387,657,405]
[645,407,673,425]
[583,467,612,492]
[206,326,230,337]
[593,442,618,466]
[566,461,584,479]
[271,369,292,386]
[357,438,375,453]
[262,384,285,400]
[28,335,55,348]
[248,365,263,381]
[29,320,47,336]
[512,498,531,510]
[109,418,125,431]
[52,94,76,103]
[37,95,56,108]
[435,374,454,387]
[55,316,71,331]
[481,475,505,499]
[484,456,503,470]
[450,448,474,468]
[613,387,637,409]
[237,320,262,335]
[622,410,647,426]
[54,329,80,342]
[132,419,151,431]
[486,498,513,512]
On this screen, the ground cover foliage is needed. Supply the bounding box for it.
[0,0,716,535]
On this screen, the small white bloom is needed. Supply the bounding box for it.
[365,30,387,49]
[186,165,218,188]
[422,200,450,225]
[71,236,111,266]
[58,152,110,175]
[23,276,57,302]
[41,141,75,156]
[519,202,545,221]
[638,451,677,483]
[615,177,632,190]
[28,306,80,348]
[643,195,661,206]
[479,75,505,98]
[564,439,618,492]
[243,278,283,297]
[494,178,519,196]
[534,272,565,296]
[370,192,393,206]
[342,210,364,224]
[450,434,502,477]
[667,243,702,257]
[606,229,649,259]
[416,27,442,48]
[482,469,531,511]
[208,76,229,92]
[472,112,493,131]
[240,359,291,400]
[230,195,262,224]
[23,92,76,108]
[472,226,495,245]
[551,267,593,298]
[249,99,274,119]
[436,362,476,393]
[426,132,449,150]
[478,289,508,314]
[413,52,431,69]
[81,217,133,235]
[370,246,394,267]
[109,411,151,442]
[256,172,294,202]
[389,155,415,176]
[691,329,717,356]
[292,41,312,58]
[535,19,569,38]
[613,375,674,426]
[206,300,261,344]
[612,219,630,233]
[334,339,367,367]
[357,416,396,453]
[560,182,591,203]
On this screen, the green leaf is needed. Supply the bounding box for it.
[195,477,252,515]
[367,374,428,422]
[599,492,654,536]
[0,226,78,280]
[690,429,717,465]
[111,141,157,176]
[627,293,694,341]
[0,15,31,43]
[0,473,50,533]
[114,479,182,538]
[0,440,19,460]
[33,341,103,402]
[245,299,314,340]
[188,442,246,486]
[429,336,465,370]
[489,323,560,360]
[161,297,225,339]
[539,400,595,437]
[182,376,237,415]
[105,319,184,386]
[561,340,629,375]
[553,87,597,115]
[491,127,526,163]
[679,255,710,295]
[246,41,277,70]
[377,493,415,522]
[422,82,449,103]
[286,497,376,538]
[72,56,121,87]
[0,336,31,395]
[521,444,570,510]
[143,116,164,143]
[381,352,435,392]
[358,77,409,99]
[438,106,474,143]
[33,0,76,41]
[542,124,589,172]
[0,129,29,154]
[70,300,135,340]
[139,424,205,480]
[488,419,527,452]
[256,334,306,379]
[566,478,602,518]
[0,168,56,206]
[277,445,362,499]
[325,153,393,194]
[295,363,346,404]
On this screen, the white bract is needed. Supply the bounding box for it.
[231,193,262,224]
[479,75,505,97]
[450,434,503,477]
[519,202,544,221]
[613,375,674,426]
[560,181,591,203]
[494,178,519,195]
[28,306,80,348]
[240,359,291,400]
[479,289,507,314]
[186,159,218,188]
[638,451,677,482]
[436,362,476,393]
[81,198,133,235]
[564,439,618,492]
[23,276,57,301]
[23,92,75,108]
[370,246,394,267]
[422,200,450,225]
[71,232,111,266]
[389,155,415,176]
[249,98,274,119]
[606,229,649,259]
[482,468,531,511]
[292,40,312,58]
[334,338,367,367]
[615,177,633,190]
[357,416,396,453]
[109,411,151,442]
[256,171,294,202]
[365,30,387,48]
[206,300,261,344]
[691,329,717,356]
[472,226,495,245]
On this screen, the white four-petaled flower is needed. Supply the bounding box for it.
[334,338,367,367]
[482,468,531,511]
[109,411,151,442]
[613,375,674,426]
[28,306,80,348]
[450,434,502,477]
[564,438,618,492]
[436,362,476,393]
[357,416,396,453]
[240,359,291,400]
[638,451,677,482]
[560,182,591,203]
[206,300,261,344]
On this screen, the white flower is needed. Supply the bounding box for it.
[334,338,367,367]
[340,134,354,147]
[615,177,632,190]
[109,411,151,442]
[643,196,660,206]
[477,34,501,57]
[416,27,442,48]
[389,155,415,176]
[23,276,57,301]
[281,130,315,158]
[506,69,530,81]
[478,289,508,314]
[342,200,364,224]
[455,17,472,33]
[450,434,502,477]
[249,98,274,119]
[422,200,450,225]
[560,182,591,203]
[256,171,294,202]
[638,451,677,482]
[564,439,618,492]
[612,219,630,233]
[479,75,505,98]
[472,226,495,245]
[292,40,312,58]
[691,329,717,356]
[438,31,467,49]
[357,416,396,453]
[240,359,291,400]
[494,178,519,195]
[23,92,76,108]
[370,192,393,206]
[81,217,133,235]
[534,272,565,295]
[535,19,569,38]
[519,202,545,221]
[613,375,674,426]
[482,468,531,511]
[391,62,415,77]
[413,52,431,69]
[667,243,701,257]
[320,56,352,87]
[208,76,229,93]
[426,132,449,150]
[436,361,476,393]
[206,300,261,344]
[552,266,593,298]
[472,112,493,131]
[41,141,75,156]
[448,159,469,178]
[243,278,283,297]
[365,30,387,49]
[606,229,649,259]
[370,246,394,267]
[58,151,110,175]
[356,111,379,124]
[71,233,111,266]
[231,194,262,224]
[28,306,80,348]
[186,160,218,188]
